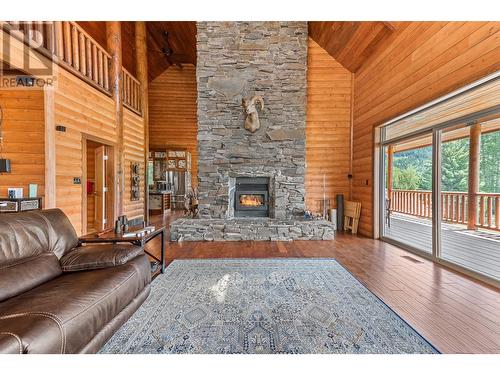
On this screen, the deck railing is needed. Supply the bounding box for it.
[390,189,500,231]
[2,21,142,114]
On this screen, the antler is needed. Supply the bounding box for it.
[251,95,264,111]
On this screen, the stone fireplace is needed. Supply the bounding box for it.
[195,21,310,220]
[170,21,334,241]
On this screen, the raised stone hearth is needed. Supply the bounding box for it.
[170,218,335,242]
[170,21,335,241]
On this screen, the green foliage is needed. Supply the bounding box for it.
[389,130,500,193]
[441,138,469,192]
[480,131,500,193]
[393,166,421,190]
[392,146,432,191]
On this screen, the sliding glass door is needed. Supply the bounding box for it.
[382,133,434,254]
[440,120,500,281]
[378,73,500,285]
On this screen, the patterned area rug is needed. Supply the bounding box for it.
[100,259,438,354]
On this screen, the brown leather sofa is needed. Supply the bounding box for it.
[0,209,151,354]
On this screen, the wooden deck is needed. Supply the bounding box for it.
[385,214,500,281]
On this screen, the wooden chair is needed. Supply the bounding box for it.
[344,200,361,234]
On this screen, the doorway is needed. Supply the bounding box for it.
[376,73,500,286]
[83,138,114,234]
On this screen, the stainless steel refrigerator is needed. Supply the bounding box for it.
[167,171,191,209]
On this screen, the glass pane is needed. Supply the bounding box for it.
[440,118,500,281]
[383,133,433,253]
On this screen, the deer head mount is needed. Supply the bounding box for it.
[242,95,264,133]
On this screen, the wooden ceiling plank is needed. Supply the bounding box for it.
[355,23,447,101]
[336,22,386,70]
[355,22,491,115]
[309,21,402,73]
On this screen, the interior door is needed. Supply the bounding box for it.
[95,145,106,231]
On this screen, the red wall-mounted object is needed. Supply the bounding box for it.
[87,180,94,194]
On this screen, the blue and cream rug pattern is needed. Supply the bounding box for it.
[101,259,438,354]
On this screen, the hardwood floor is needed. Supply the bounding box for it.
[145,211,500,354]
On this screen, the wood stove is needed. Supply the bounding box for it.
[234,177,269,217]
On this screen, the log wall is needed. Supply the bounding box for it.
[0,90,45,201]
[306,38,353,214]
[148,64,198,187]
[352,22,500,236]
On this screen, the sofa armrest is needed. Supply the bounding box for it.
[60,244,144,272]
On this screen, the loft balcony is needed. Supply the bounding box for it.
[1,21,142,115]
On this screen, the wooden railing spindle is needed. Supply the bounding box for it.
[63,21,72,64]
[103,56,109,91]
[92,44,98,82]
[85,38,92,78]
[479,196,484,226]
[495,197,500,230]
[71,24,79,71]
[45,22,55,54]
[79,32,86,75]
[55,21,64,59]
[97,50,103,87]
[487,197,492,228]
[34,21,44,48]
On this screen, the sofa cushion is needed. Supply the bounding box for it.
[36,209,79,258]
[0,209,78,263]
[60,244,144,272]
[0,254,151,353]
[0,253,62,302]
[0,209,76,301]
[0,212,52,262]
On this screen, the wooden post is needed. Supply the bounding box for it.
[467,123,481,230]
[44,87,56,208]
[387,145,394,204]
[106,21,124,217]
[135,21,150,223]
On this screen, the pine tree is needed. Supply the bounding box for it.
[441,138,469,192]
[480,131,500,193]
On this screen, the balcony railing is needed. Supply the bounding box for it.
[390,189,500,231]
[122,67,142,115]
[2,21,142,115]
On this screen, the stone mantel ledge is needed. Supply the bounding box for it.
[170,218,335,242]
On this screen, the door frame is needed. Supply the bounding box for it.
[375,111,500,288]
[81,134,116,234]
